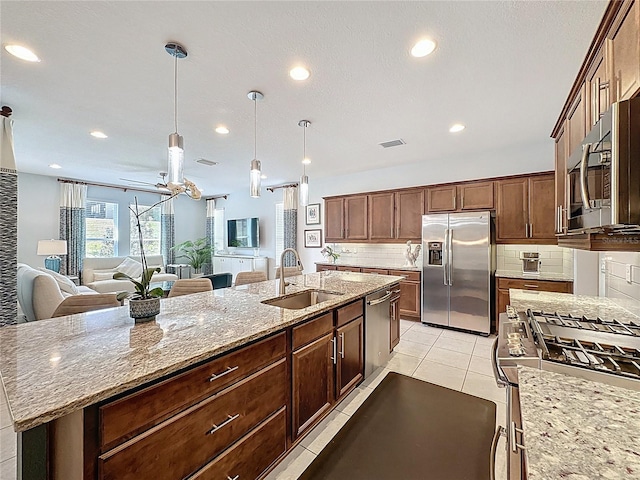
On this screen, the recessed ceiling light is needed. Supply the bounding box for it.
[289,66,310,81]
[449,124,465,133]
[302,158,311,165]
[215,126,229,134]
[411,39,437,58]
[261,174,267,179]
[49,164,62,169]
[90,131,108,139]
[4,44,40,62]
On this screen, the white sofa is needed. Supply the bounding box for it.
[17,264,99,322]
[82,255,178,294]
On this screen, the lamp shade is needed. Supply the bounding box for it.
[37,240,67,256]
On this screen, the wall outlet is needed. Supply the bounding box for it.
[626,264,633,283]
[600,258,607,273]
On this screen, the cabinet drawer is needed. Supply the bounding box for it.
[336,299,364,327]
[293,312,334,350]
[100,332,286,451]
[497,277,573,293]
[389,270,420,282]
[361,268,390,275]
[337,266,362,273]
[99,359,288,480]
[316,264,337,272]
[190,408,287,480]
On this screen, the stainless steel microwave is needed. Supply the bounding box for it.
[566,97,640,232]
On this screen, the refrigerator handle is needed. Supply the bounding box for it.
[447,228,453,286]
[442,229,449,286]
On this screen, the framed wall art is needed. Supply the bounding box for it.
[306,203,321,225]
[304,229,322,248]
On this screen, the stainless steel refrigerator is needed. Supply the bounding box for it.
[421,211,494,334]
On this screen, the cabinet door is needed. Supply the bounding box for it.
[345,195,368,240]
[292,333,334,439]
[528,175,557,242]
[368,192,395,240]
[316,264,337,272]
[555,122,568,235]
[609,0,640,101]
[395,189,425,240]
[586,46,612,128]
[325,198,345,241]
[336,317,364,400]
[566,84,587,156]
[390,297,400,351]
[427,185,457,212]
[398,280,421,319]
[495,288,510,333]
[337,266,361,273]
[496,178,529,242]
[458,181,494,211]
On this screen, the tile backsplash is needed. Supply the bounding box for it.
[326,242,422,267]
[496,244,574,277]
[602,252,640,305]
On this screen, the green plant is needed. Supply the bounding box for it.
[229,239,241,248]
[321,245,340,263]
[172,237,212,273]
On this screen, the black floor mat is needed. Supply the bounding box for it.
[299,372,497,480]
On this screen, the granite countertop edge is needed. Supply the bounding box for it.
[494,270,574,282]
[1,272,402,432]
[315,261,420,272]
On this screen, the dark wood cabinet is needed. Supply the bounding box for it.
[395,188,425,240]
[368,192,395,240]
[609,0,640,102]
[316,264,337,272]
[555,122,568,235]
[458,181,494,211]
[390,293,400,351]
[292,332,335,440]
[389,270,421,321]
[345,195,368,240]
[325,198,345,241]
[496,174,556,244]
[586,46,611,129]
[427,185,457,212]
[566,84,587,156]
[336,316,364,399]
[336,266,362,273]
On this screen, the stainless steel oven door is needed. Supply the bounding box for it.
[507,384,528,479]
[567,109,612,231]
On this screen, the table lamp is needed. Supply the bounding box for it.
[37,239,67,273]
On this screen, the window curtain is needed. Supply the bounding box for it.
[59,183,87,278]
[161,195,175,266]
[1,114,17,326]
[203,199,215,275]
[283,186,298,267]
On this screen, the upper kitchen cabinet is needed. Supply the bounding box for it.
[554,121,568,235]
[395,188,425,240]
[426,181,494,213]
[325,198,345,241]
[566,83,587,156]
[609,0,640,102]
[368,192,395,241]
[345,195,368,240]
[586,46,612,128]
[496,174,556,244]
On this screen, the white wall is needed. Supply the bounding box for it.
[17,173,206,267]
[601,252,640,306]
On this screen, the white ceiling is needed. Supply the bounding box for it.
[2,1,607,195]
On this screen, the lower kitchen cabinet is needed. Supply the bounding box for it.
[336,316,364,399]
[390,292,400,351]
[390,270,421,321]
[316,264,337,272]
[337,266,362,273]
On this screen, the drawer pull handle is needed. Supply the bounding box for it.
[227,476,239,480]
[392,289,401,294]
[208,366,239,382]
[207,413,240,435]
[523,284,538,288]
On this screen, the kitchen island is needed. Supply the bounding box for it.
[518,366,640,479]
[0,271,402,480]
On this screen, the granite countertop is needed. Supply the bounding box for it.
[495,270,574,282]
[315,260,420,272]
[517,366,640,479]
[0,272,402,432]
[509,289,640,323]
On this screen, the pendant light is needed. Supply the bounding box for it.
[248,91,264,198]
[165,43,187,186]
[298,120,311,206]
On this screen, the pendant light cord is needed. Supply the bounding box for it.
[303,123,307,175]
[174,47,178,134]
[253,97,257,159]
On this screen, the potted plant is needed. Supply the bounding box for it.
[172,237,212,276]
[116,181,202,323]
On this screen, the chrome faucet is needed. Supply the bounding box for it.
[279,248,304,295]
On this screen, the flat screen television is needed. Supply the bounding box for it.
[227,217,260,248]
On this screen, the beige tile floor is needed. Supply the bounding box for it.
[265,319,508,480]
[0,320,508,480]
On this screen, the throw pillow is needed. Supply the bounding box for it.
[93,270,118,281]
[117,257,143,278]
[38,268,79,295]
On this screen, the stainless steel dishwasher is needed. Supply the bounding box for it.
[364,287,394,377]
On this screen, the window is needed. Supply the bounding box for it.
[130,204,161,256]
[85,201,118,257]
[275,202,284,264]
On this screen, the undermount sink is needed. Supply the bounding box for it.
[262,289,343,310]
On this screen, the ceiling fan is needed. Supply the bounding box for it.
[120,172,171,191]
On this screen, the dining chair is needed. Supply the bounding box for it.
[167,278,213,298]
[235,271,268,286]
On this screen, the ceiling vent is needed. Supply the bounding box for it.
[195,158,219,166]
[379,139,406,148]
